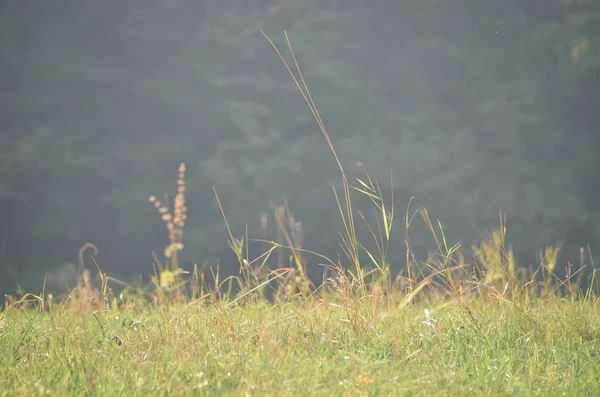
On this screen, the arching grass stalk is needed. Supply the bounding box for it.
[262,31,398,295]
[261,31,358,270]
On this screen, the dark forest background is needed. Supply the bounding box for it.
[1,0,599,294]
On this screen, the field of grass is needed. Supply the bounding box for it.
[1,287,600,396]
[2,33,600,396]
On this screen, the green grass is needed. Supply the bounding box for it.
[2,32,600,396]
[1,294,600,396]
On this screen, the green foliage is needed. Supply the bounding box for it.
[2,292,600,395]
[1,0,599,286]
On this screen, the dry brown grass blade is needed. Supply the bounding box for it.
[261,30,361,275]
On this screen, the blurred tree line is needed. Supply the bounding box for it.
[0,0,598,292]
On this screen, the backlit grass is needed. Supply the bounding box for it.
[1,293,599,395]
[2,32,599,396]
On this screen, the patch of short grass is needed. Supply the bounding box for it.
[1,294,599,396]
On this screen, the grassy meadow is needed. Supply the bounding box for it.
[2,289,600,396]
[2,34,600,396]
